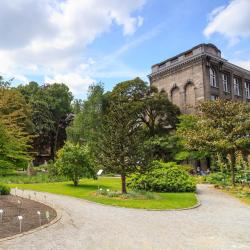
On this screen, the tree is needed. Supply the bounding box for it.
[18,82,73,161]
[55,142,95,186]
[177,99,250,186]
[97,78,147,193]
[138,86,180,137]
[67,83,104,146]
[0,121,31,173]
[0,78,32,172]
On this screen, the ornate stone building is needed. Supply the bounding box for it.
[148,43,250,113]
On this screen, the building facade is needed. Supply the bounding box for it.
[148,43,250,113]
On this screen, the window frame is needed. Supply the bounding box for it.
[233,77,240,96]
[222,73,230,93]
[245,81,250,99]
[209,67,217,87]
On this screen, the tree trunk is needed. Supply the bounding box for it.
[73,179,78,186]
[206,157,211,170]
[121,173,127,194]
[50,132,55,161]
[230,151,236,187]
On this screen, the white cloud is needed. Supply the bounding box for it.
[204,0,250,43]
[0,0,145,96]
[45,73,95,97]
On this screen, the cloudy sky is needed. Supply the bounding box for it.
[0,0,250,99]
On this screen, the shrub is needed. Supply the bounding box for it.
[0,173,67,184]
[0,183,10,195]
[96,189,161,200]
[127,161,196,192]
[55,142,96,186]
[181,164,195,175]
[205,172,230,186]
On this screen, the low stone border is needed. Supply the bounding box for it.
[0,191,62,242]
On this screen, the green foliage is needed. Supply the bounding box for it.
[0,173,67,184]
[0,183,10,195]
[177,100,250,186]
[18,82,73,159]
[0,79,32,172]
[0,119,31,173]
[127,161,196,192]
[67,83,104,146]
[205,172,231,186]
[181,164,195,174]
[138,86,180,136]
[55,142,95,186]
[97,78,148,193]
[96,189,161,200]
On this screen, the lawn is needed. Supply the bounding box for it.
[9,177,198,210]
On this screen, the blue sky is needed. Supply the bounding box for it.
[0,0,249,99]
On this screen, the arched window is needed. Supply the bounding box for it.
[209,68,217,87]
[171,87,180,107]
[185,83,195,107]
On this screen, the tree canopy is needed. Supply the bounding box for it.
[177,99,250,185]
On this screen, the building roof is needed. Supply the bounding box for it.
[151,43,221,68]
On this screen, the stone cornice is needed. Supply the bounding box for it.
[148,52,250,81]
[148,54,204,80]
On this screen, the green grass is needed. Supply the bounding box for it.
[9,177,197,210]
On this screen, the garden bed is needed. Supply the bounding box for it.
[0,195,56,239]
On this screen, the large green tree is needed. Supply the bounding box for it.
[67,83,104,146]
[97,80,145,193]
[137,86,180,137]
[18,82,73,161]
[0,77,32,172]
[177,99,250,185]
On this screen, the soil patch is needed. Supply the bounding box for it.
[0,195,56,239]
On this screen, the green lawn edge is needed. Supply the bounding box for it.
[9,177,198,210]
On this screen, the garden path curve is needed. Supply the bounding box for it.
[0,184,250,250]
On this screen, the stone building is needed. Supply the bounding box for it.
[148,43,250,113]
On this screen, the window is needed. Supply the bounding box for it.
[233,77,240,96]
[209,68,217,87]
[222,74,230,92]
[245,81,250,99]
[210,95,218,101]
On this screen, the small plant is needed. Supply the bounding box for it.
[0,183,10,195]
[95,189,161,200]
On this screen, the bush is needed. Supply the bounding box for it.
[55,142,96,186]
[205,172,231,187]
[127,161,196,192]
[181,164,195,175]
[206,171,250,187]
[96,189,161,200]
[0,183,10,195]
[0,173,67,184]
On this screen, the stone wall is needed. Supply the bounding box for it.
[151,59,205,113]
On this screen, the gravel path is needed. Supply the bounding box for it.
[0,184,249,250]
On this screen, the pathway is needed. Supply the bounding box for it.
[0,185,249,250]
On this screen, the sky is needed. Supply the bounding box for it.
[0,0,250,99]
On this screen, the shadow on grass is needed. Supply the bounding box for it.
[64,183,112,190]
